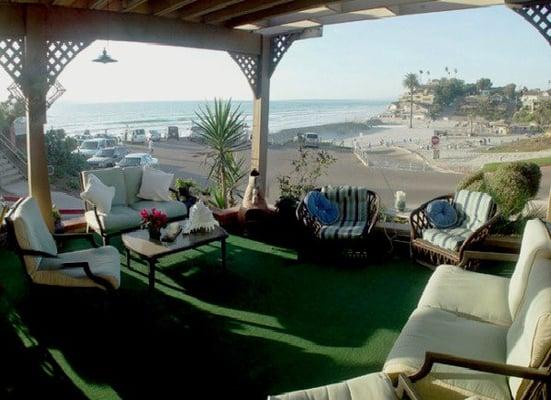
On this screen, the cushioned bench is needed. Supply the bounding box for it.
[80,166,187,244]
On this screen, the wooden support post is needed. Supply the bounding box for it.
[24,6,54,230]
[250,36,270,197]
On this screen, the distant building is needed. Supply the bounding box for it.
[392,86,435,120]
[520,89,551,112]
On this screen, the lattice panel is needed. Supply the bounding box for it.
[46,40,91,85]
[513,2,551,46]
[229,52,260,95]
[0,38,24,83]
[269,33,299,77]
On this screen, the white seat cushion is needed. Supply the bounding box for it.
[384,308,511,400]
[506,257,551,399]
[508,219,551,319]
[37,246,121,289]
[418,265,512,326]
[268,373,396,400]
[85,205,142,234]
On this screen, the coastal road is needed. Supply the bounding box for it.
[129,139,551,209]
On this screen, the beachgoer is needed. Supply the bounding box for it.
[148,138,154,154]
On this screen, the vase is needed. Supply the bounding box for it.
[148,226,161,241]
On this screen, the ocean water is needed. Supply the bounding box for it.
[46,99,388,138]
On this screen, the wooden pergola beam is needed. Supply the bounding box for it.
[203,0,294,24]
[89,0,110,10]
[121,0,149,13]
[0,4,261,55]
[152,0,196,17]
[226,0,331,27]
[180,0,241,20]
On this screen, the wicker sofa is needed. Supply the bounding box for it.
[80,166,188,244]
[270,219,551,400]
[410,190,499,269]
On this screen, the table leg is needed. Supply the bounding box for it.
[221,238,226,270]
[126,248,131,269]
[148,259,156,291]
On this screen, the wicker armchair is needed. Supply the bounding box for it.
[296,186,380,256]
[410,191,499,270]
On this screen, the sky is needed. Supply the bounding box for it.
[0,5,549,103]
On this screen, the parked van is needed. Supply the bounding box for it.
[73,138,117,159]
[304,133,320,148]
[128,129,147,144]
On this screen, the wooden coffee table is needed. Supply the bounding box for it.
[122,224,229,291]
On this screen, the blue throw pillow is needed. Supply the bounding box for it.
[426,200,458,229]
[305,191,339,225]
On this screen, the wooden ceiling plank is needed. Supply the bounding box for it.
[179,0,240,20]
[89,0,109,10]
[121,0,148,12]
[203,0,293,24]
[226,0,331,27]
[153,0,195,16]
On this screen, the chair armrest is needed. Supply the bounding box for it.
[396,375,423,400]
[59,261,116,291]
[18,248,58,258]
[53,233,99,248]
[365,191,380,235]
[296,200,323,237]
[82,200,106,236]
[409,351,551,383]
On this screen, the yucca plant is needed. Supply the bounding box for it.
[195,99,247,208]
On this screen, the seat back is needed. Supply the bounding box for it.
[7,197,57,275]
[122,166,143,205]
[508,219,551,319]
[453,190,495,231]
[81,167,127,207]
[506,256,551,399]
[321,186,370,222]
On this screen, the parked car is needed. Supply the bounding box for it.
[167,126,179,140]
[128,129,147,144]
[117,153,159,167]
[147,130,161,142]
[73,138,118,159]
[87,146,129,169]
[304,133,320,148]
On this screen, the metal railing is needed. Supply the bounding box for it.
[0,134,27,177]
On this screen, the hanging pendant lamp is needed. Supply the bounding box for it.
[93,48,117,64]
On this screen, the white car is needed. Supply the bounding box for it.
[117,153,159,168]
[129,129,147,144]
[73,138,118,159]
[304,133,320,148]
[147,130,162,142]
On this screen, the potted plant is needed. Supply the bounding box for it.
[175,178,198,209]
[140,208,168,241]
[52,205,63,234]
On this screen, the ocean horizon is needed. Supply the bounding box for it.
[46,99,389,137]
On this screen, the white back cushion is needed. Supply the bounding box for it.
[80,174,115,214]
[11,197,57,274]
[508,219,551,319]
[454,190,494,231]
[138,167,173,202]
[506,257,551,399]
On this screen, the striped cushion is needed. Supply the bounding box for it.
[321,186,370,222]
[454,190,494,231]
[319,220,367,239]
[422,227,472,251]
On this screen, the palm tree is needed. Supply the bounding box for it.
[195,98,247,208]
[403,73,420,129]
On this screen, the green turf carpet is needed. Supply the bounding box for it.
[0,235,435,399]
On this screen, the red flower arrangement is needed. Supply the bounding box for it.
[140,208,168,240]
